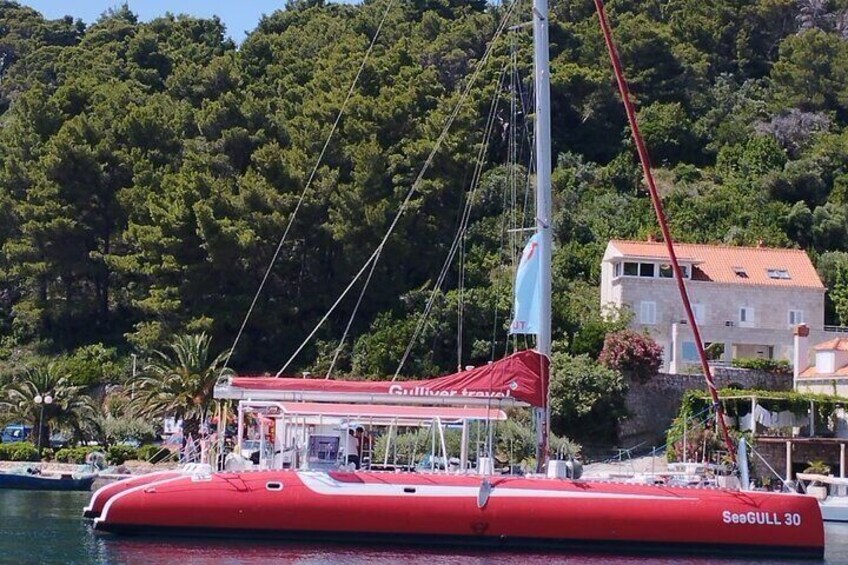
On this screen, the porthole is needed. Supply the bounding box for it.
[266,482,283,491]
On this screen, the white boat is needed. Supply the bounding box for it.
[798,472,848,522]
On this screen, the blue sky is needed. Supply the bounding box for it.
[22,1,311,43]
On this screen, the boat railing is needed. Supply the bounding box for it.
[180,436,203,464]
[143,445,178,465]
[797,472,848,498]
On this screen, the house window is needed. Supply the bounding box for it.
[682,341,700,362]
[613,262,622,278]
[733,267,748,279]
[621,261,691,279]
[767,268,791,280]
[789,309,804,326]
[739,307,755,327]
[692,304,706,325]
[640,301,657,325]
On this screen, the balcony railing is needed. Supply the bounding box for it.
[824,325,848,333]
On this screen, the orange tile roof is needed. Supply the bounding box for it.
[799,365,848,379]
[608,240,824,289]
[813,338,848,351]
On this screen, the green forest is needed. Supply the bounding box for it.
[1,0,848,388]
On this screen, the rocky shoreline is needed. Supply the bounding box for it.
[0,459,177,473]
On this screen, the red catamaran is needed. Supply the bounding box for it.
[88,350,824,558]
[87,0,825,558]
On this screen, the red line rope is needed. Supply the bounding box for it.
[592,0,736,462]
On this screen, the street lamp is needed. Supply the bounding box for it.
[34,393,53,459]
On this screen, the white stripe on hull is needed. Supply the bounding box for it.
[96,475,192,526]
[297,472,696,501]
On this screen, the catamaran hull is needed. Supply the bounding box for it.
[83,470,182,518]
[91,470,824,558]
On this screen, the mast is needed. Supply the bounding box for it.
[532,0,552,471]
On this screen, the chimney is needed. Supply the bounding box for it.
[793,324,810,387]
[647,234,657,243]
[756,239,765,248]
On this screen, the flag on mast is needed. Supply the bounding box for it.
[510,233,540,335]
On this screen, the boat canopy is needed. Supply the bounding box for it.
[240,401,507,426]
[215,349,547,408]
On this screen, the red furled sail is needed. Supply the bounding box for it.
[231,349,547,407]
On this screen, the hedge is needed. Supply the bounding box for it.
[137,444,175,464]
[107,444,138,465]
[731,357,792,375]
[0,442,39,461]
[54,445,103,464]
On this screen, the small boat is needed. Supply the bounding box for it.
[797,472,848,522]
[0,466,96,491]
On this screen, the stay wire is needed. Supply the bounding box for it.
[594,0,736,461]
[393,63,509,380]
[280,0,519,377]
[325,247,382,379]
[220,0,397,380]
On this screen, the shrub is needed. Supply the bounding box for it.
[804,460,831,475]
[137,444,174,463]
[731,357,792,375]
[0,442,39,461]
[570,305,633,358]
[55,445,102,464]
[599,330,663,383]
[550,351,627,443]
[99,415,157,446]
[107,444,138,465]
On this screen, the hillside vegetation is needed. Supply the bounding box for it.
[0,0,846,382]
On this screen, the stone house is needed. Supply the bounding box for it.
[600,239,833,373]
[794,327,848,398]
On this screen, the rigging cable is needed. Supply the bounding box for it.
[325,248,381,378]
[593,0,736,461]
[278,0,520,377]
[393,63,509,379]
[457,218,466,370]
[219,0,397,379]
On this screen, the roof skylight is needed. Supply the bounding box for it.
[767,268,791,280]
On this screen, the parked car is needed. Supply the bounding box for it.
[1,424,33,444]
[49,432,70,449]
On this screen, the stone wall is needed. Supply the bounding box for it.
[618,368,793,448]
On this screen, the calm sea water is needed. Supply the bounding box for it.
[1,490,846,565]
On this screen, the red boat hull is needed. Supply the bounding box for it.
[92,470,824,558]
[83,470,182,518]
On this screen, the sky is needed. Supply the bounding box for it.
[21,1,305,43]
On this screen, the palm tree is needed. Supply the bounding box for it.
[0,364,98,450]
[132,333,233,442]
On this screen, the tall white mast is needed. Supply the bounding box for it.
[532,0,552,469]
